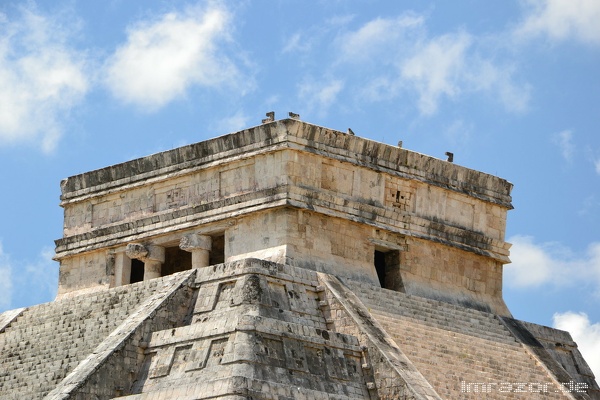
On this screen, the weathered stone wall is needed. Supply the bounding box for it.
[55,119,513,314]
[226,208,378,283]
[399,237,507,314]
[287,149,508,242]
[225,208,291,265]
[287,209,375,281]
[61,151,287,238]
[226,206,509,314]
[57,249,112,297]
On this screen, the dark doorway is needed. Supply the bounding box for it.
[374,249,404,291]
[162,246,192,276]
[210,234,225,265]
[374,250,387,287]
[130,259,145,283]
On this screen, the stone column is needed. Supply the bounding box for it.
[180,234,212,268]
[114,252,132,286]
[126,243,165,280]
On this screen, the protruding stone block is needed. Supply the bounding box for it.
[180,234,212,268]
[180,234,212,252]
[126,244,165,263]
[126,243,148,260]
[126,243,165,280]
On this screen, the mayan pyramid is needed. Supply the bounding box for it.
[0,117,598,399]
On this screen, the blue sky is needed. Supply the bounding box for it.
[0,0,599,378]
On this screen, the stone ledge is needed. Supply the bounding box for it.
[60,123,286,201]
[54,189,290,258]
[60,119,512,208]
[55,184,510,263]
[144,313,360,353]
[286,191,510,263]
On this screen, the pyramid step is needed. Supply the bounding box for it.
[372,310,515,345]
[0,272,191,399]
[373,317,567,399]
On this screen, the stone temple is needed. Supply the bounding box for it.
[0,116,598,399]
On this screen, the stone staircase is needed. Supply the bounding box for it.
[0,276,181,400]
[345,281,575,399]
[3,260,591,399]
[115,259,375,400]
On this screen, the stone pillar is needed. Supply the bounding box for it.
[114,252,132,286]
[180,234,212,268]
[126,243,165,280]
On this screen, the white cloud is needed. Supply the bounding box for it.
[332,15,530,116]
[104,4,249,111]
[401,32,471,115]
[467,58,531,114]
[594,159,600,175]
[215,110,251,134]
[0,242,13,311]
[338,14,424,63]
[282,32,314,54]
[552,130,575,162]
[505,235,600,290]
[517,0,600,45]
[553,311,600,380]
[578,195,600,217]
[298,78,344,116]
[0,7,88,153]
[0,245,57,312]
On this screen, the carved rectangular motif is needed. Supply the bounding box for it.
[283,338,308,372]
[267,280,289,310]
[214,281,237,310]
[205,337,229,367]
[148,346,176,379]
[193,283,220,314]
[186,340,210,371]
[260,337,286,368]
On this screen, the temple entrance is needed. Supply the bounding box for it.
[374,249,404,291]
[130,259,145,283]
[209,234,225,265]
[162,246,192,276]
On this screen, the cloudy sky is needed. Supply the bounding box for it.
[0,0,599,379]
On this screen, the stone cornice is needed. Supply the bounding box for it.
[55,185,510,263]
[60,119,513,209]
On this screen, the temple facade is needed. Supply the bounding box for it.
[0,117,597,399]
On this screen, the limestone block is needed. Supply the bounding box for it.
[126,243,149,260]
[180,234,212,268]
[126,244,165,263]
[180,234,212,252]
[219,159,256,197]
[321,161,354,194]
